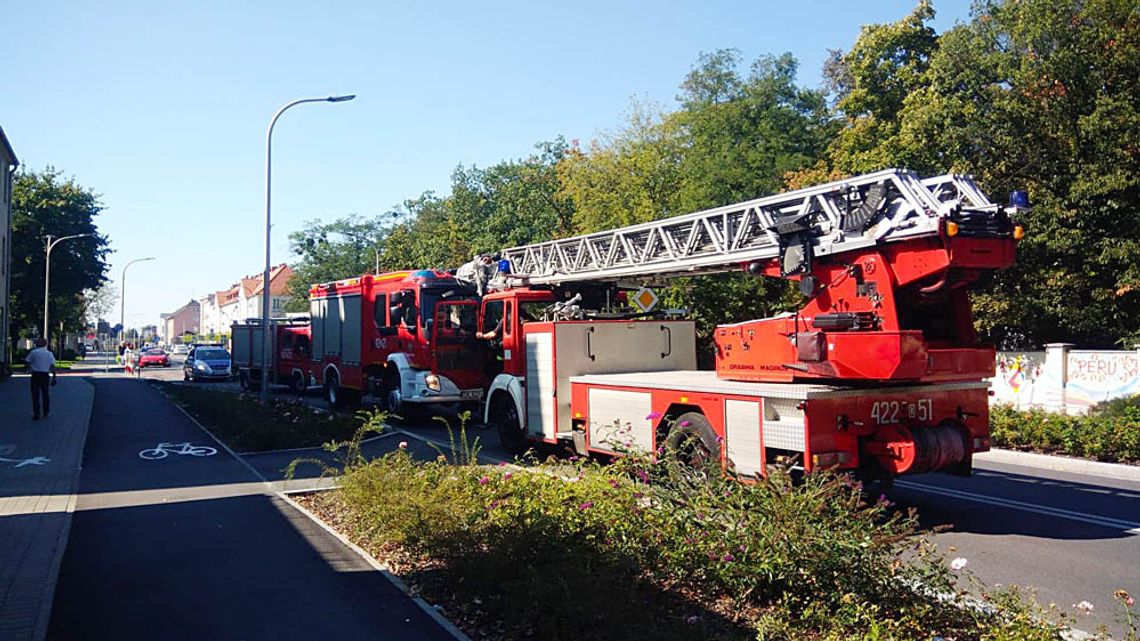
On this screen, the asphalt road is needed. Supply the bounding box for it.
[129,360,1140,635]
[48,377,454,641]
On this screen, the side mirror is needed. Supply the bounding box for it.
[389,305,402,321]
[390,291,406,305]
[404,306,418,332]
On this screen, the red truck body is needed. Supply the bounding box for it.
[230,319,314,393]
[308,270,485,411]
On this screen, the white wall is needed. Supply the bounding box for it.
[988,344,1140,413]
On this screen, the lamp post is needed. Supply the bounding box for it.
[43,233,91,346]
[261,94,355,401]
[119,257,156,350]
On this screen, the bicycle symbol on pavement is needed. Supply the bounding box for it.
[138,442,218,460]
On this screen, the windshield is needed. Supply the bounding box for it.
[197,349,229,360]
[145,349,165,355]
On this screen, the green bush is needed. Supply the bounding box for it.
[990,397,1140,464]
[318,442,1071,641]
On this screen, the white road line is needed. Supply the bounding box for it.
[897,480,1140,534]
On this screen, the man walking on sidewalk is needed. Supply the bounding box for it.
[26,338,57,420]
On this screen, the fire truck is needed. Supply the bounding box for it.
[231,317,313,394]
[308,270,485,413]
[478,169,1025,483]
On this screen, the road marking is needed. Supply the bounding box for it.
[138,442,218,460]
[0,455,51,468]
[897,480,1140,534]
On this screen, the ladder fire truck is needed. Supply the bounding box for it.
[308,270,485,413]
[478,169,1024,482]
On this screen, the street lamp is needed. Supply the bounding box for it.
[43,233,91,345]
[119,257,156,349]
[261,94,355,401]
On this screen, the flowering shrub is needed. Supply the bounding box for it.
[990,396,1140,463]
[322,445,1075,641]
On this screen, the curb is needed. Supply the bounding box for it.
[279,490,473,641]
[977,448,1140,482]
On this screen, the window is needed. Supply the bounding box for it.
[272,298,281,311]
[482,300,504,334]
[373,293,388,327]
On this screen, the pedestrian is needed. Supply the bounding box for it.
[25,338,57,420]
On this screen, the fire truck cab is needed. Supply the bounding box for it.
[309,270,485,413]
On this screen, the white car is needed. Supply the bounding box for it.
[171,344,190,355]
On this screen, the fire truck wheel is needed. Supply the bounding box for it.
[289,371,306,395]
[325,373,345,409]
[490,393,527,455]
[664,412,721,478]
[381,369,401,414]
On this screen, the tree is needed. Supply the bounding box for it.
[904,0,1140,347]
[286,215,393,311]
[9,168,111,345]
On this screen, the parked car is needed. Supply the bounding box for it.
[138,348,170,368]
[171,344,190,355]
[183,346,233,382]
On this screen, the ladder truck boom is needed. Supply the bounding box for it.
[479,169,1024,484]
[501,169,1012,286]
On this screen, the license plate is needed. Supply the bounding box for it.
[461,390,482,400]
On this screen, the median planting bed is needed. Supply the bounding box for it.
[295,417,1108,641]
[990,395,1140,464]
[158,383,362,452]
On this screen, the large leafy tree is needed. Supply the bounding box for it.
[285,215,394,311]
[9,168,111,345]
[820,0,1140,348]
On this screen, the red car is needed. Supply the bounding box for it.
[138,348,170,368]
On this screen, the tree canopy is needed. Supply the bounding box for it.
[9,168,111,344]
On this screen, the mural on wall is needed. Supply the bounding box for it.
[989,347,1139,413]
[991,352,1049,409]
[1065,351,1140,409]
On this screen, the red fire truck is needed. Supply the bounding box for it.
[308,270,486,413]
[231,318,314,394]
[479,170,1025,484]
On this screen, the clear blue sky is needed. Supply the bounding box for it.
[5,0,972,332]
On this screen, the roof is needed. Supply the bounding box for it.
[0,126,17,167]
[163,299,201,318]
[251,264,294,297]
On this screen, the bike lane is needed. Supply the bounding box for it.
[47,378,456,641]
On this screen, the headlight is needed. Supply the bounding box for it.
[196,362,209,371]
[425,374,441,391]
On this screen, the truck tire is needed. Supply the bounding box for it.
[381,369,419,423]
[289,371,307,395]
[325,372,344,410]
[664,412,721,479]
[490,393,527,456]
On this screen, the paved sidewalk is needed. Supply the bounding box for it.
[0,375,94,641]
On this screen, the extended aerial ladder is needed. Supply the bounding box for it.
[498,168,1023,384]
